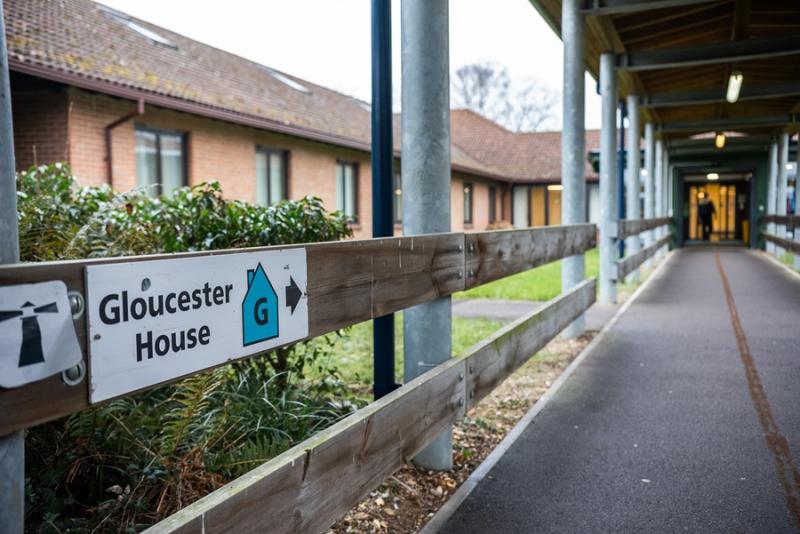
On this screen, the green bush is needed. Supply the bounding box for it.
[18,165,358,532]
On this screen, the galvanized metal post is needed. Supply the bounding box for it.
[795,134,800,271]
[776,132,789,256]
[654,138,664,258]
[401,0,452,471]
[370,0,399,400]
[0,1,24,531]
[767,138,778,254]
[561,0,586,337]
[599,53,618,305]
[666,152,673,219]
[618,101,627,258]
[625,94,641,282]
[643,122,655,266]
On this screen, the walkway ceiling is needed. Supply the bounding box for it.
[531,0,800,142]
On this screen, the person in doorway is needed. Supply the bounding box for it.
[697,190,716,241]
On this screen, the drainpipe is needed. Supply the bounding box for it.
[105,99,144,185]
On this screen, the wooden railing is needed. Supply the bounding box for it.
[618,217,671,240]
[762,214,799,254]
[0,224,597,533]
[616,218,672,280]
[762,214,798,228]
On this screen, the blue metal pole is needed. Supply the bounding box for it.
[371,0,398,400]
[618,100,626,258]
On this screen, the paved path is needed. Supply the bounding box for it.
[453,299,618,331]
[438,248,800,533]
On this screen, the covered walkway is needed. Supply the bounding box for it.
[437,248,800,533]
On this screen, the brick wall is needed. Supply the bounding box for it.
[11,77,69,171]
[23,85,510,238]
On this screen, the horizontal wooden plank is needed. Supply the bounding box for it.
[0,227,592,433]
[762,232,800,254]
[0,234,463,433]
[307,233,464,336]
[147,279,598,534]
[146,356,467,534]
[762,214,798,228]
[617,232,672,280]
[465,278,596,409]
[465,224,596,290]
[618,217,671,239]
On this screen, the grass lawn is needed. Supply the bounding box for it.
[310,314,504,390]
[456,248,600,301]
[779,252,799,271]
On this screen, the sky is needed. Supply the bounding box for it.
[97,0,602,130]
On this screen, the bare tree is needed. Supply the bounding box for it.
[508,80,559,132]
[452,62,512,124]
[451,62,558,132]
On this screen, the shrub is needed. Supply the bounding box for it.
[17,165,358,532]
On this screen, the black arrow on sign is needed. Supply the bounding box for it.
[285,277,302,315]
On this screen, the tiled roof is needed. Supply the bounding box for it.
[5,0,594,183]
[451,110,601,182]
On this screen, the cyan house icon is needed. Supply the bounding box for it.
[242,263,279,346]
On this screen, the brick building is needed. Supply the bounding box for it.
[5,0,599,237]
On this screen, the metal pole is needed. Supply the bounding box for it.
[643,122,655,267]
[0,1,24,530]
[617,101,627,258]
[767,138,778,254]
[370,0,399,400]
[625,94,641,282]
[599,53,617,305]
[401,0,452,471]
[560,0,585,337]
[654,138,664,258]
[776,132,789,256]
[795,134,800,271]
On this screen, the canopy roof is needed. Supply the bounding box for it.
[531,0,800,142]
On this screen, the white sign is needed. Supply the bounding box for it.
[0,281,82,388]
[86,248,308,403]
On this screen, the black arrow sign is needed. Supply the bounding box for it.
[285,277,302,315]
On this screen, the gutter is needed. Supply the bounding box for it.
[11,59,512,183]
[105,98,144,184]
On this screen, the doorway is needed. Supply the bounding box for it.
[684,181,749,244]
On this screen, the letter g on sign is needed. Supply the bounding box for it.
[254,297,269,326]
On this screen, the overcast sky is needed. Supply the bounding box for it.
[97,0,602,130]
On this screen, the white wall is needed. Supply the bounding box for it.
[513,185,528,228]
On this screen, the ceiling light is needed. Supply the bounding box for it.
[707,172,719,181]
[715,132,726,149]
[547,184,563,191]
[726,71,743,103]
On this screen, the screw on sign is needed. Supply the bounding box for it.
[0,281,83,388]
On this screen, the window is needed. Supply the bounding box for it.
[463,182,474,225]
[135,127,186,197]
[489,186,497,223]
[393,171,403,224]
[256,148,288,205]
[336,161,359,222]
[101,6,178,49]
[262,67,311,94]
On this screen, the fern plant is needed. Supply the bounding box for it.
[19,165,361,532]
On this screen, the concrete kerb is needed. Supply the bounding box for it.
[419,250,677,534]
